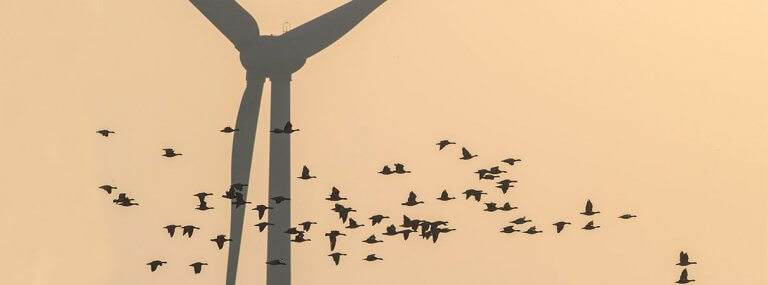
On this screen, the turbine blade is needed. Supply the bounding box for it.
[189,0,260,50]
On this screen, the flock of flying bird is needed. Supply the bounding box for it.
[96,126,695,283]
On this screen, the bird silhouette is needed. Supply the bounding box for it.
[393,163,411,174]
[423,227,455,243]
[459,147,477,160]
[291,232,311,243]
[401,191,424,206]
[190,262,208,274]
[254,222,273,232]
[676,251,697,266]
[220,126,239,133]
[146,260,167,272]
[182,225,200,237]
[99,185,117,194]
[332,204,356,223]
[232,196,251,208]
[271,196,290,204]
[346,218,364,229]
[326,186,347,201]
[436,140,456,150]
[328,252,346,265]
[266,259,287,266]
[475,168,490,180]
[211,234,232,249]
[193,192,213,204]
[96,129,115,137]
[382,225,398,236]
[222,188,238,200]
[252,204,273,220]
[363,254,383,261]
[510,216,532,225]
[378,165,394,175]
[325,230,345,251]
[462,189,487,202]
[369,215,390,226]
[496,179,518,194]
[675,268,696,284]
[297,165,316,180]
[162,148,182,157]
[498,202,517,211]
[501,158,522,166]
[113,193,138,206]
[400,215,420,229]
[582,221,600,230]
[488,166,506,174]
[299,221,317,232]
[362,234,383,244]
[196,201,214,211]
[619,214,637,219]
[436,190,455,201]
[484,202,499,212]
[500,225,520,233]
[271,121,299,134]
[163,225,181,237]
[524,226,542,234]
[553,221,571,233]
[284,227,304,235]
[580,200,600,216]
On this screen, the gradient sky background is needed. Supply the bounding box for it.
[1,0,767,284]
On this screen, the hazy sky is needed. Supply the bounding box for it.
[1,0,766,284]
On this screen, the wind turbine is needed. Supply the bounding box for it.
[188,0,387,284]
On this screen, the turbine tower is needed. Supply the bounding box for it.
[188,0,387,284]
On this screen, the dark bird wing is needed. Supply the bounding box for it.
[302,166,310,176]
[408,191,417,202]
[284,121,293,132]
[585,200,593,212]
[680,268,688,280]
[461,147,470,157]
[680,251,688,263]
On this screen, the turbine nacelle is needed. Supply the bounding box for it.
[241,35,307,79]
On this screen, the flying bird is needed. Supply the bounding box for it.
[299,221,317,232]
[252,204,273,220]
[284,227,304,235]
[369,215,390,226]
[488,166,506,174]
[553,221,571,233]
[182,225,200,237]
[401,191,424,206]
[99,185,117,194]
[393,163,411,174]
[462,189,487,202]
[211,234,232,249]
[363,254,383,262]
[580,199,600,216]
[162,148,182,157]
[326,186,347,201]
[232,196,251,208]
[362,234,383,244]
[332,204,356,223]
[436,190,455,201]
[523,226,542,234]
[459,147,477,160]
[510,216,532,225]
[501,158,522,166]
[436,140,456,150]
[196,201,214,211]
[675,268,696,284]
[676,251,697,266]
[147,260,167,272]
[113,193,138,206]
[254,222,273,232]
[266,259,287,266]
[498,202,517,211]
[163,225,181,237]
[346,218,364,229]
[271,196,290,204]
[325,230,346,251]
[378,165,394,175]
[475,168,490,180]
[297,165,316,180]
[193,192,213,204]
[500,225,520,233]
[496,179,518,194]
[582,221,600,230]
[270,121,299,134]
[483,202,499,212]
[189,262,208,274]
[619,214,637,219]
[220,126,239,133]
[328,252,346,265]
[96,129,115,137]
[291,232,311,243]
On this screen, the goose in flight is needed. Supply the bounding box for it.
[498,202,517,211]
[582,221,600,230]
[182,225,200,237]
[291,232,311,243]
[325,230,345,251]
[284,227,304,235]
[113,193,139,206]
[220,126,239,133]
[483,202,499,212]
[462,189,487,202]
[501,158,521,166]
[196,200,214,211]
[459,147,477,160]
[96,129,115,137]
[266,259,287,266]
[676,251,697,266]
[297,165,316,180]
[271,196,290,204]
[496,179,518,194]
[369,214,389,226]
[163,225,181,237]
[211,234,232,249]
[189,262,208,274]
[162,148,182,157]
[362,234,383,244]
[382,225,398,236]
[270,121,299,134]
[401,191,424,206]
[328,252,346,266]
[675,268,695,284]
[436,140,456,150]
[488,166,506,174]
[193,192,213,204]
[436,190,455,201]
[393,163,411,174]
[299,221,317,232]
[475,168,490,180]
[363,254,383,262]
[332,203,356,223]
[500,225,520,233]
[553,221,571,233]
[510,216,532,225]
[523,226,542,235]
[326,186,347,201]
[378,165,394,175]
[619,214,637,219]
[252,204,273,220]
[346,218,364,229]
[580,200,600,216]
[99,185,117,194]
[254,222,272,232]
[146,260,167,272]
